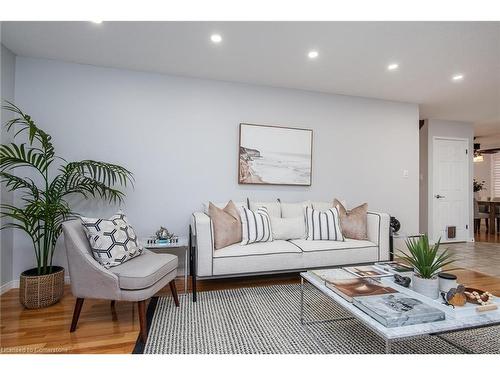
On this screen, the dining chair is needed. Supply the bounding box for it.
[62,219,180,343]
[474,198,489,233]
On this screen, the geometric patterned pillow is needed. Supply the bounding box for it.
[80,212,143,268]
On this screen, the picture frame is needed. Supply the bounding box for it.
[238,123,313,186]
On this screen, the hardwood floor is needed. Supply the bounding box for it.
[1,243,499,354]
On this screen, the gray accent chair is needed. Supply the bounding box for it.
[62,219,179,342]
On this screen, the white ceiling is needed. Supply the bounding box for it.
[2,21,500,135]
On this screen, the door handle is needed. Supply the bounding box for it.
[435,194,446,199]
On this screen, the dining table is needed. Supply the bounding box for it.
[477,200,500,234]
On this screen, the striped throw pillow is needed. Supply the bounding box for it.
[239,206,273,245]
[305,206,344,241]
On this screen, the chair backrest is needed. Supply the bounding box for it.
[474,198,480,216]
[62,219,119,299]
[492,197,500,202]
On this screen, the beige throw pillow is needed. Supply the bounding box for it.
[208,201,242,250]
[334,199,368,240]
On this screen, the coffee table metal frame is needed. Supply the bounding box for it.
[299,272,499,354]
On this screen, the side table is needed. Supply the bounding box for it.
[144,237,189,293]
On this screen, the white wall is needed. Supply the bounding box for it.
[11,56,420,278]
[0,44,15,287]
[421,119,474,241]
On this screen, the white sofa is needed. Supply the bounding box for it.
[189,200,390,301]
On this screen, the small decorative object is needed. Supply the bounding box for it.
[438,272,458,293]
[400,235,455,299]
[464,287,494,306]
[390,217,401,234]
[238,123,313,186]
[156,226,172,240]
[444,284,467,307]
[393,274,411,288]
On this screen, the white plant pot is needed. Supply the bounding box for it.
[412,274,439,299]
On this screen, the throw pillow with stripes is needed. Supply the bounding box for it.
[305,206,344,241]
[239,206,273,245]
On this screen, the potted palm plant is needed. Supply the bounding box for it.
[1,101,133,309]
[400,235,455,299]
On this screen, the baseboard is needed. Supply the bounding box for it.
[1,276,71,295]
[0,280,16,295]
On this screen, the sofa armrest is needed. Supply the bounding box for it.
[191,212,214,277]
[367,211,390,261]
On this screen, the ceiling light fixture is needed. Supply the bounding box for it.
[452,74,464,81]
[308,50,319,59]
[387,63,399,71]
[210,34,222,44]
[91,20,103,24]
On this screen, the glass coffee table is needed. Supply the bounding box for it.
[300,270,500,354]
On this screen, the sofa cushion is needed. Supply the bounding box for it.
[305,206,344,241]
[240,206,273,245]
[214,240,301,258]
[290,238,376,252]
[111,250,178,290]
[270,216,305,240]
[203,201,247,214]
[249,200,281,218]
[311,201,333,211]
[280,200,311,218]
[209,201,242,250]
[334,199,368,240]
[80,212,143,268]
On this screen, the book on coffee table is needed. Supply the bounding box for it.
[326,278,397,303]
[352,293,446,327]
[374,261,413,275]
[343,265,393,278]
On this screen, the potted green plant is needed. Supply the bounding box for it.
[1,101,133,309]
[400,235,455,299]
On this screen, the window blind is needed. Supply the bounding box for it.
[493,153,500,198]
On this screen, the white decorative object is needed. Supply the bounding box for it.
[412,275,439,299]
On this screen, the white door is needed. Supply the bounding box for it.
[432,137,469,243]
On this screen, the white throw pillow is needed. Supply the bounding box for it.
[270,216,305,240]
[311,201,333,211]
[249,200,281,218]
[305,206,344,241]
[280,200,311,218]
[81,212,143,268]
[311,200,347,211]
[239,206,273,245]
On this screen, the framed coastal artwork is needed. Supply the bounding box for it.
[238,123,313,186]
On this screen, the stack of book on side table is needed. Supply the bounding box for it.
[311,267,446,328]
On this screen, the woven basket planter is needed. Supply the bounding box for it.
[19,266,65,309]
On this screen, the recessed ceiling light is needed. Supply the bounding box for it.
[308,50,319,59]
[91,20,103,24]
[210,34,222,44]
[452,74,464,81]
[387,63,399,71]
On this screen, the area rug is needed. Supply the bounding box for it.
[134,283,500,354]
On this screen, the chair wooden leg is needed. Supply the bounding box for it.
[169,280,180,307]
[110,300,116,308]
[474,219,479,233]
[70,298,84,332]
[486,218,489,232]
[137,300,148,343]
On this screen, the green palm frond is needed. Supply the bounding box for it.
[0,101,134,275]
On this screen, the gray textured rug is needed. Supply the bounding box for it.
[143,283,500,354]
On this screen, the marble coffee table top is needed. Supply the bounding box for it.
[301,271,500,340]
